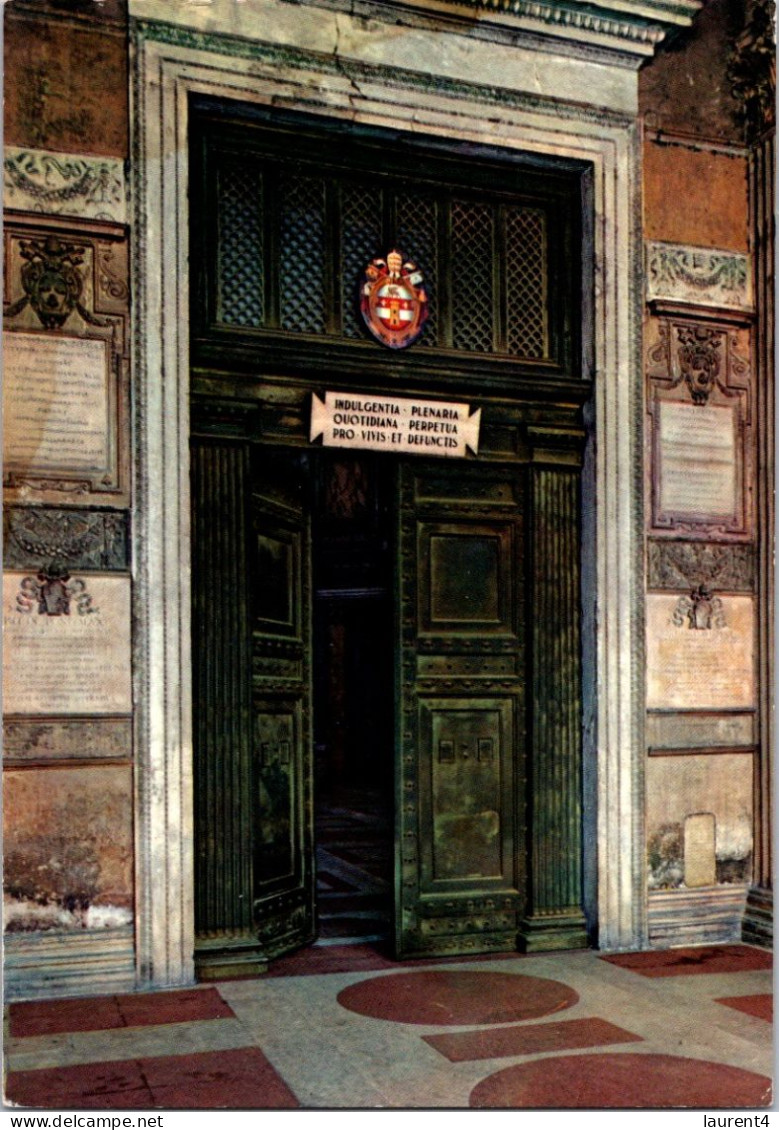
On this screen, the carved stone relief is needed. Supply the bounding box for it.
[4,507,129,572]
[646,315,753,539]
[645,242,753,312]
[647,540,755,592]
[672,586,726,631]
[3,217,130,506]
[4,148,127,225]
[15,568,97,617]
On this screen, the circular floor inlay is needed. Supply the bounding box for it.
[336,970,578,1025]
[469,1053,772,1109]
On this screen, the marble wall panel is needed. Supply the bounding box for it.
[4,763,134,933]
[3,572,132,716]
[3,11,128,158]
[643,144,748,251]
[646,593,754,710]
[646,752,753,890]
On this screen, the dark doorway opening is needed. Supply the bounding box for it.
[311,452,395,945]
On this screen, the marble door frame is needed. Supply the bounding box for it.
[130,11,646,985]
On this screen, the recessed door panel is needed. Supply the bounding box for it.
[422,699,513,885]
[421,522,513,632]
[254,703,300,886]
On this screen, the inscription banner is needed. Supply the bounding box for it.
[3,573,132,715]
[310,391,481,458]
[3,332,111,475]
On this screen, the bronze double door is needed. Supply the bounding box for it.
[191,438,537,973]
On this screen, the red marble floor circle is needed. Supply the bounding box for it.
[469,1053,773,1109]
[336,970,578,1025]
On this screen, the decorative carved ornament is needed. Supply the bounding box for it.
[16,567,97,617]
[673,586,726,631]
[131,0,704,62]
[676,325,722,405]
[6,235,89,329]
[647,540,755,592]
[3,217,130,507]
[645,242,753,313]
[3,508,129,572]
[645,315,753,540]
[4,148,127,225]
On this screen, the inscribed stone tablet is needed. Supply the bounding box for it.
[657,401,737,521]
[3,332,110,474]
[3,573,131,715]
[646,594,754,710]
[684,813,717,888]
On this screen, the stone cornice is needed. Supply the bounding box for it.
[130,18,638,121]
[128,0,702,63]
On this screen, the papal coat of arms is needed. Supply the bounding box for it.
[360,249,428,349]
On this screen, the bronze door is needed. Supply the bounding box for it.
[192,443,315,976]
[395,459,527,958]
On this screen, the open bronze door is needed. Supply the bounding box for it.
[192,441,315,977]
[395,458,527,958]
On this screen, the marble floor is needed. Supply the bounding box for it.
[3,942,773,1111]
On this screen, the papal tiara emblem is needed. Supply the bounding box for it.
[360,249,428,349]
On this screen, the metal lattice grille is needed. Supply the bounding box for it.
[506,207,548,359]
[217,165,264,327]
[451,201,495,353]
[341,183,384,339]
[202,124,573,372]
[279,174,327,334]
[396,192,438,345]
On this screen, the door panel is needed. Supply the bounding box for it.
[190,441,314,976]
[249,449,315,958]
[422,699,513,884]
[396,461,527,958]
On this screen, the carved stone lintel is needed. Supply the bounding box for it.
[646,242,753,312]
[4,147,127,225]
[4,508,129,572]
[648,540,756,592]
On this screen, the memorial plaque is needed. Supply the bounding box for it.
[3,573,132,715]
[657,400,737,521]
[310,391,481,458]
[646,594,754,709]
[3,332,111,475]
[684,813,717,888]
